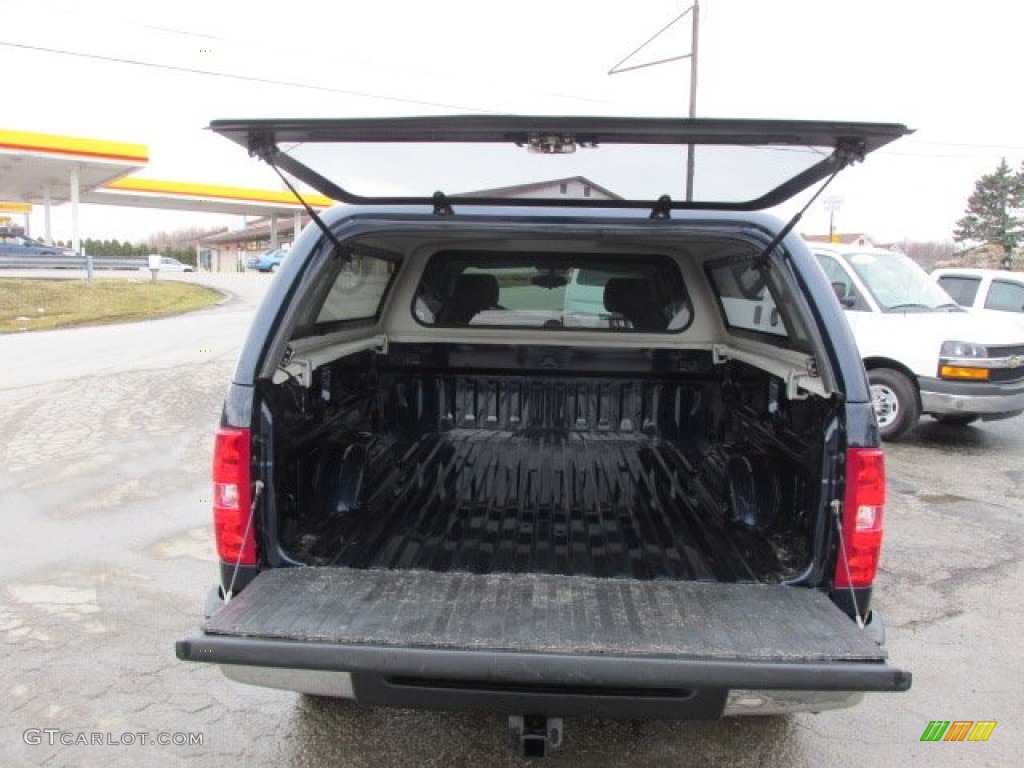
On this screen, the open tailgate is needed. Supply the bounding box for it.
[177,567,910,693]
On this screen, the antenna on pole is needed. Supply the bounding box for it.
[608,2,700,200]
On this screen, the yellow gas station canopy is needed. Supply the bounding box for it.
[0,127,334,216]
[86,177,335,216]
[0,128,148,204]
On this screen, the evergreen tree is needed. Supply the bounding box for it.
[953,158,1024,267]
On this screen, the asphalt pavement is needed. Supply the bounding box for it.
[0,270,1020,767]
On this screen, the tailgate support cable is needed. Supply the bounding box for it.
[831,499,866,629]
[223,480,264,604]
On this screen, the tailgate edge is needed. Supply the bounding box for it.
[176,634,912,693]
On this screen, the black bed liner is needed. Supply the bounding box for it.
[203,567,885,663]
[292,429,807,582]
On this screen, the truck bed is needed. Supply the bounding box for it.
[204,567,886,662]
[286,428,807,582]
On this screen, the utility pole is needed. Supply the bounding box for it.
[824,196,843,243]
[685,1,700,202]
[608,3,701,199]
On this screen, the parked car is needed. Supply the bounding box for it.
[138,256,194,273]
[0,229,77,259]
[932,267,1024,326]
[157,256,194,272]
[247,247,287,272]
[814,247,1024,439]
[177,116,912,755]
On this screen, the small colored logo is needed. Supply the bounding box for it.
[920,720,997,742]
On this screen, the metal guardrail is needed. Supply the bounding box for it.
[0,255,148,270]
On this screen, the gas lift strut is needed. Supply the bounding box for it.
[751,139,864,270]
[247,132,345,252]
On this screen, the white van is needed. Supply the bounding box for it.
[813,247,1024,440]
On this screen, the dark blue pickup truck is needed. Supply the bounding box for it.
[177,116,912,756]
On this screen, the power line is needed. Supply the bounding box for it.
[875,146,1024,161]
[905,139,1024,151]
[129,22,612,108]
[0,0,611,108]
[0,39,493,113]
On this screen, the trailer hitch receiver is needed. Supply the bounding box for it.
[509,715,563,757]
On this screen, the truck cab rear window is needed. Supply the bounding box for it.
[413,251,692,332]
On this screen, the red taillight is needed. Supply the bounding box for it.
[834,447,885,589]
[212,426,256,565]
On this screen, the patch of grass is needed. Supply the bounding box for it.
[0,278,223,333]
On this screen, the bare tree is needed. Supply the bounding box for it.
[902,240,955,268]
[146,226,227,249]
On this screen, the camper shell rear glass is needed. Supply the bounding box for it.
[210,115,911,211]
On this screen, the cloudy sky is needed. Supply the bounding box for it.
[3,0,1022,243]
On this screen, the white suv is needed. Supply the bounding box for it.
[814,247,1024,440]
